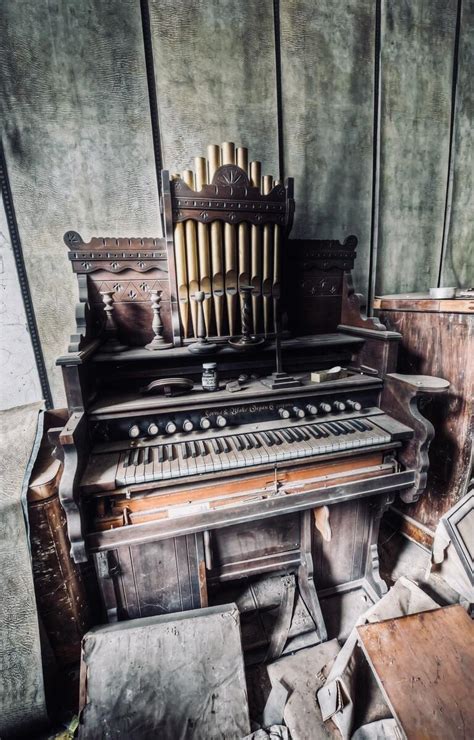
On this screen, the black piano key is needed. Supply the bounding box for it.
[261,431,274,446]
[144,447,151,464]
[324,422,341,436]
[211,438,221,454]
[199,440,208,456]
[166,444,174,460]
[271,431,284,445]
[189,440,198,458]
[351,419,367,432]
[336,421,353,434]
[250,433,261,448]
[234,436,244,452]
[280,429,294,443]
[183,442,190,460]
[360,419,373,431]
[123,450,131,467]
[333,421,349,434]
[131,448,140,466]
[307,426,322,439]
[241,434,253,450]
[157,446,165,463]
[298,427,310,440]
[316,425,330,438]
[221,437,231,453]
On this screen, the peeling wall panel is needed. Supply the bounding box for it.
[0,0,159,405]
[376,0,458,295]
[280,0,376,294]
[149,0,279,176]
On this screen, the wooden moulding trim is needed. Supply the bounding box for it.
[338,324,402,340]
[387,506,435,550]
[374,297,474,314]
[85,470,416,551]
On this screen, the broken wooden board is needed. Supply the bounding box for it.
[357,605,474,740]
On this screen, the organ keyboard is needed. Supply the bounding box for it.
[55,141,448,647]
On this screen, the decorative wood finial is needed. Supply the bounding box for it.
[145,290,173,351]
[99,290,127,353]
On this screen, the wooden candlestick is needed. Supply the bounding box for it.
[188,291,217,354]
[228,286,264,351]
[99,290,127,353]
[145,290,173,350]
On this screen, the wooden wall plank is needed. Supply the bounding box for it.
[441,0,474,288]
[0,0,159,406]
[280,0,376,295]
[376,0,458,295]
[149,0,279,175]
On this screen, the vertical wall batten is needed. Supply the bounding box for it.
[273,0,285,182]
[439,0,473,288]
[367,0,382,315]
[0,141,53,408]
[140,0,164,201]
[438,0,463,287]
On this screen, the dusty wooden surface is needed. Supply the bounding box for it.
[377,304,473,531]
[357,605,474,740]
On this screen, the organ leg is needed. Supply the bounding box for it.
[298,509,328,642]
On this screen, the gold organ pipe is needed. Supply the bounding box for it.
[221,141,236,165]
[194,156,212,335]
[221,142,237,334]
[182,169,199,336]
[207,144,220,181]
[237,147,250,321]
[173,221,189,337]
[262,174,274,335]
[207,144,224,334]
[249,160,262,334]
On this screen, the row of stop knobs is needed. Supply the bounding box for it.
[278,399,361,419]
[129,415,227,438]
[128,399,362,439]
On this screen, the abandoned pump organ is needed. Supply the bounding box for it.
[55,143,447,648]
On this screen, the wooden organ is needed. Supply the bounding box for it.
[55,142,448,651]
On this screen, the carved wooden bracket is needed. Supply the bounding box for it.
[381,374,450,503]
[58,412,89,563]
[341,271,388,332]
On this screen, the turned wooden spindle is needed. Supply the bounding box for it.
[145,290,173,351]
[228,286,264,351]
[188,291,217,355]
[99,290,127,353]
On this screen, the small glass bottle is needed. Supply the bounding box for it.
[202,362,218,392]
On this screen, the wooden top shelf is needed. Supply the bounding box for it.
[91,332,365,364]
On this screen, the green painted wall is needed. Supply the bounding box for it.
[0,0,472,405]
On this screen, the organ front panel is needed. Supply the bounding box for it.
[56,142,448,648]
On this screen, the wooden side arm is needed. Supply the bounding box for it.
[381,373,450,503]
[58,412,89,563]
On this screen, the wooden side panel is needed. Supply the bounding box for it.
[376,0,458,294]
[0,0,159,406]
[114,535,206,619]
[280,0,375,294]
[149,0,279,174]
[441,0,474,287]
[378,309,474,530]
[313,499,371,589]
